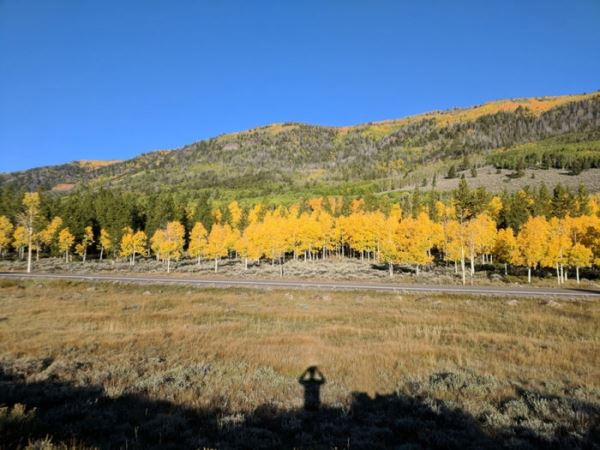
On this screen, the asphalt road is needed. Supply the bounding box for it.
[0,272,598,298]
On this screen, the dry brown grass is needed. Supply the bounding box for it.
[1,280,599,448]
[1,280,598,398]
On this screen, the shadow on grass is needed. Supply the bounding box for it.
[1,365,599,449]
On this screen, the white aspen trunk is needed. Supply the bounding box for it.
[26,232,32,273]
[528,267,531,284]
[389,262,393,278]
[416,265,420,276]
[100,247,104,261]
[470,251,475,276]
[460,247,466,285]
[504,263,508,276]
[167,257,171,273]
[214,257,218,272]
[556,263,561,285]
[244,257,248,270]
[576,266,580,284]
[83,249,87,263]
[279,256,283,277]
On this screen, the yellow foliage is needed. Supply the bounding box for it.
[12,226,27,251]
[228,201,242,228]
[188,222,208,260]
[58,228,75,262]
[120,227,147,264]
[0,216,14,255]
[515,216,550,269]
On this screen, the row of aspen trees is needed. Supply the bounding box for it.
[1,193,600,284]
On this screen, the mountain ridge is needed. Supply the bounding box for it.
[2,91,599,197]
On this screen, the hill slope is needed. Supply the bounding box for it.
[2,92,599,197]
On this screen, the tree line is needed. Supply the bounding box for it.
[1,180,599,285]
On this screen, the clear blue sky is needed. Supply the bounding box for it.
[1,0,599,172]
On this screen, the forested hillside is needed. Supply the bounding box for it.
[1,92,599,199]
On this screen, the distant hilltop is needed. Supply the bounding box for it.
[1,91,599,197]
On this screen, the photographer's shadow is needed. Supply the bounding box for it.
[298,366,326,411]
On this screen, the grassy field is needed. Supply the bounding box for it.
[0,280,599,449]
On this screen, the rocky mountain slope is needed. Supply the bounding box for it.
[2,92,599,196]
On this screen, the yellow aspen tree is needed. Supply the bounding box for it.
[234,229,251,270]
[18,192,40,273]
[246,219,268,265]
[228,200,242,229]
[12,225,28,260]
[261,209,287,275]
[188,222,208,265]
[568,243,592,284]
[36,216,63,260]
[80,226,94,262]
[435,201,454,262]
[379,213,401,277]
[120,227,134,263]
[486,196,503,221]
[98,229,112,261]
[367,211,386,262]
[494,227,518,275]
[159,221,185,272]
[444,219,468,284]
[184,202,197,226]
[333,216,350,258]
[75,242,86,260]
[131,230,147,265]
[205,223,229,272]
[396,213,434,276]
[297,212,321,261]
[247,203,263,225]
[285,205,301,260]
[345,212,370,260]
[542,217,571,285]
[318,211,335,259]
[58,228,75,263]
[120,227,147,266]
[515,216,550,284]
[565,215,599,270]
[465,213,497,277]
[327,196,339,215]
[150,229,166,261]
[223,223,240,259]
[0,216,14,258]
[576,215,600,267]
[235,223,262,270]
